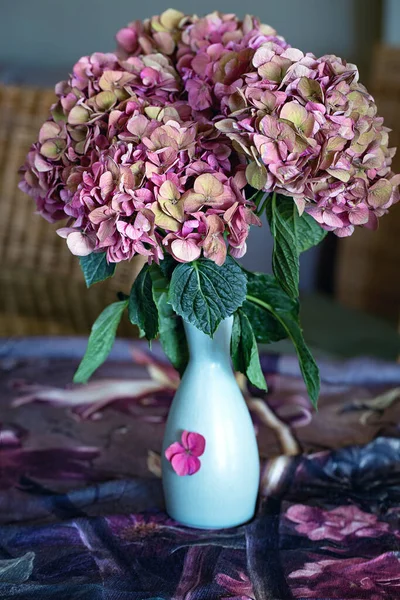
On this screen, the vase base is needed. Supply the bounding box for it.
[166,511,256,530]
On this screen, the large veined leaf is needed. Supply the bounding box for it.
[266,193,299,299]
[246,271,299,316]
[243,298,287,344]
[295,210,328,253]
[231,310,267,390]
[267,194,328,253]
[159,254,177,279]
[169,257,247,336]
[266,194,327,298]
[268,308,319,407]
[150,265,189,375]
[128,264,159,341]
[73,300,128,384]
[245,272,320,406]
[79,252,116,287]
[242,271,296,343]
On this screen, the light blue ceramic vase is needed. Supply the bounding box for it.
[162,316,260,529]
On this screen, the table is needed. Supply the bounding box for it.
[1,337,400,599]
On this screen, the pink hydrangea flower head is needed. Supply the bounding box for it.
[19,10,399,262]
[165,430,206,476]
[176,11,288,113]
[116,9,187,58]
[220,47,399,236]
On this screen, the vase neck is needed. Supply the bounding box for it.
[183,317,233,365]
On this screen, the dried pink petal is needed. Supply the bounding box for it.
[66,232,96,256]
[170,238,202,262]
[165,431,206,476]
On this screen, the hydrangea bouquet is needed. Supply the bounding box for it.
[20,9,399,410]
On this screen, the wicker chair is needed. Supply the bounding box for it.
[0,84,144,336]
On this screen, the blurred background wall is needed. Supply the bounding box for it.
[384,0,400,45]
[0,0,382,80]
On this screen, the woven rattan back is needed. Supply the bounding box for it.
[0,84,144,336]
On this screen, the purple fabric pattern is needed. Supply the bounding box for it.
[0,337,400,599]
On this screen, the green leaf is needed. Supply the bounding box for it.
[158,296,189,375]
[242,271,296,343]
[231,310,267,390]
[169,257,247,336]
[243,298,287,343]
[79,252,116,288]
[246,271,299,316]
[150,264,189,375]
[150,263,170,302]
[245,272,320,407]
[296,211,328,253]
[266,195,327,254]
[266,194,327,298]
[159,253,177,279]
[73,300,128,383]
[269,308,320,407]
[128,265,159,341]
[266,193,299,299]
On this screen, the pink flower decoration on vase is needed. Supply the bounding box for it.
[165,431,206,476]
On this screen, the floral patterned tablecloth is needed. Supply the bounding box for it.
[0,337,400,599]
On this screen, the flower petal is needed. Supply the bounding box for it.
[89,206,113,224]
[170,238,201,263]
[348,205,370,225]
[280,101,308,128]
[159,8,184,30]
[252,46,275,68]
[294,197,306,215]
[127,114,151,139]
[66,232,95,256]
[306,206,324,224]
[171,453,201,476]
[181,431,206,457]
[183,192,207,213]
[153,31,175,55]
[116,28,138,53]
[365,211,379,230]
[161,198,185,222]
[159,180,179,202]
[323,211,344,228]
[152,204,180,232]
[99,172,114,199]
[165,441,184,462]
[56,227,76,239]
[68,105,90,125]
[194,173,224,198]
[39,121,61,143]
[298,77,323,102]
[368,179,393,208]
[335,224,355,237]
[230,243,247,258]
